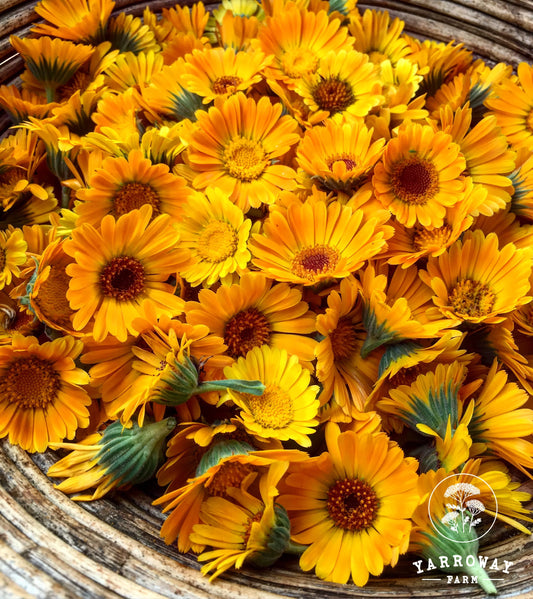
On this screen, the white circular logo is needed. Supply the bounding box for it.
[428,474,498,543]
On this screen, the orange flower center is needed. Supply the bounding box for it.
[327,154,358,172]
[213,75,242,95]
[243,384,293,429]
[113,182,161,218]
[390,157,438,205]
[448,278,495,318]
[223,137,267,181]
[327,478,379,531]
[389,365,422,388]
[330,317,361,361]
[0,356,60,408]
[99,256,146,301]
[244,510,264,545]
[412,225,452,252]
[197,221,238,263]
[0,249,6,272]
[312,78,355,115]
[280,48,318,79]
[33,265,75,330]
[291,245,340,280]
[224,307,271,358]
[207,461,254,496]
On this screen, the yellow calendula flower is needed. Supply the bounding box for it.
[222,345,320,447]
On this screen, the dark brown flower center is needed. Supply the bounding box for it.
[327,478,379,531]
[292,245,340,280]
[391,157,438,205]
[224,307,271,358]
[330,317,361,361]
[213,75,242,95]
[99,256,146,301]
[0,356,60,408]
[113,182,161,217]
[312,78,355,114]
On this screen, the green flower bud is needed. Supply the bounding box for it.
[97,416,176,486]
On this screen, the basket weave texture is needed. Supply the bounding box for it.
[0,1,532,598]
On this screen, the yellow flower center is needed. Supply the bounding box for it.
[330,317,361,361]
[280,48,318,79]
[412,225,452,252]
[448,278,495,318]
[99,256,146,301]
[207,461,254,496]
[327,154,358,172]
[390,157,439,205]
[327,478,379,531]
[223,137,267,181]
[197,221,238,263]
[312,78,355,115]
[244,383,293,429]
[33,265,74,329]
[0,356,60,409]
[213,75,242,95]
[113,182,161,217]
[224,307,271,358]
[291,245,340,280]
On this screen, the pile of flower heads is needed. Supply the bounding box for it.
[0,0,532,592]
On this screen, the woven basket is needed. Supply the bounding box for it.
[0,1,532,598]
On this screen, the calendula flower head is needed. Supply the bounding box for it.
[222,344,320,447]
[0,333,91,453]
[372,123,466,228]
[420,229,533,325]
[189,461,295,580]
[10,36,94,102]
[279,423,419,586]
[47,416,177,501]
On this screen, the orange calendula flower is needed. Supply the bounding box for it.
[250,200,392,286]
[184,92,300,210]
[294,49,383,124]
[185,271,317,362]
[296,119,385,193]
[0,333,91,453]
[75,149,194,226]
[64,205,189,342]
[255,4,352,88]
[372,123,466,228]
[420,229,533,325]
[181,46,271,103]
[279,423,419,586]
[10,36,94,102]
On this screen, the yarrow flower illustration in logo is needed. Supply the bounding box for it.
[429,474,498,543]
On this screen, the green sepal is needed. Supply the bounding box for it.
[249,504,292,568]
[96,417,176,486]
[152,353,265,407]
[195,439,255,477]
[420,519,497,595]
[378,341,421,377]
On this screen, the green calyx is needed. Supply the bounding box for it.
[96,416,176,486]
[152,353,265,407]
[249,504,300,568]
[195,439,255,477]
[420,519,497,595]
